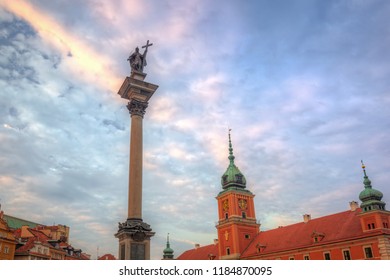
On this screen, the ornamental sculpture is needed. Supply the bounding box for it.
[127,40,153,73]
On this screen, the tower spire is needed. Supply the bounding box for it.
[216,130,260,259]
[228,128,235,164]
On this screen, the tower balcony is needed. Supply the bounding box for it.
[215,216,261,227]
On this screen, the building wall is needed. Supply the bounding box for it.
[241,235,386,260]
[0,212,16,260]
[0,239,16,260]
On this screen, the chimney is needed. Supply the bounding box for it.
[303,214,311,223]
[213,239,218,245]
[349,201,359,211]
[195,244,200,249]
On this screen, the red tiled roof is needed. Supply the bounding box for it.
[15,238,36,253]
[29,228,50,240]
[98,253,116,260]
[13,228,21,238]
[14,226,90,259]
[177,244,219,260]
[59,241,70,247]
[241,208,369,258]
[80,253,91,260]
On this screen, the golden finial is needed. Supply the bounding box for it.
[361,160,368,177]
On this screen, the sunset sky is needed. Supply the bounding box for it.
[1,0,390,259]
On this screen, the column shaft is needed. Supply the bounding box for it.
[128,114,143,219]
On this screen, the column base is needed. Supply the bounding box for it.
[115,218,155,260]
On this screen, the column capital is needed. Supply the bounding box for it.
[127,99,148,117]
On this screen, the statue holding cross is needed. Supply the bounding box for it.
[127,40,153,73]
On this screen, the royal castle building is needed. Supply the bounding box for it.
[177,133,390,260]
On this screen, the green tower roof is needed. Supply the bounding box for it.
[221,130,247,190]
[163,233,174,259]
[359,161,386,212]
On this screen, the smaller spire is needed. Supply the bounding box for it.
[361,160,372,189]
[163,233,174,259]
[361,160,367,178]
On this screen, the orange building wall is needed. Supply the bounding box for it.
[243,237,382,260]
[0,212,16,260]
[217,192,256,220]
[0,239,16,260]
[217,190,259,259]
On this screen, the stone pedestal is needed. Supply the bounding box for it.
[115,71,158,260]
[116,219,155,260]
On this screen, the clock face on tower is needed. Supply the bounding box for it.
[238,199,247,210]
[222,200,229,211]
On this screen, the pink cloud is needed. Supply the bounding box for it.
[2,0,123,92]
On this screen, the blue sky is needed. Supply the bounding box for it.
[1,0,389,259]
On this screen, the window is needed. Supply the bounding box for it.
[242,212,247,219]
[364,247,373,259]
[244,234,250,239]
[4,246,9,254]
[311,231,325,243]
[256,244,266,253]
[384,222,388,228]
[222,175,228,183]
[225,213,228,219]
[235,174,243,183]
[289,256,295,260]
[304,255,310,260]
[324,252,331,260]
[343,250,351,260]
[226,247,230,255]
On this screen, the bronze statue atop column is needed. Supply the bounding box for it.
[127,40,153,73]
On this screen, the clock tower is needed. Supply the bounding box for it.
[216,131,260,259]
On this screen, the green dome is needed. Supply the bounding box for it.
[359,187,383,202]
[221,162,246,188]
[163,246,174,254]
[221,131,246,189]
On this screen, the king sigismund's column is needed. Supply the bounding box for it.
[115,40,158,260]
